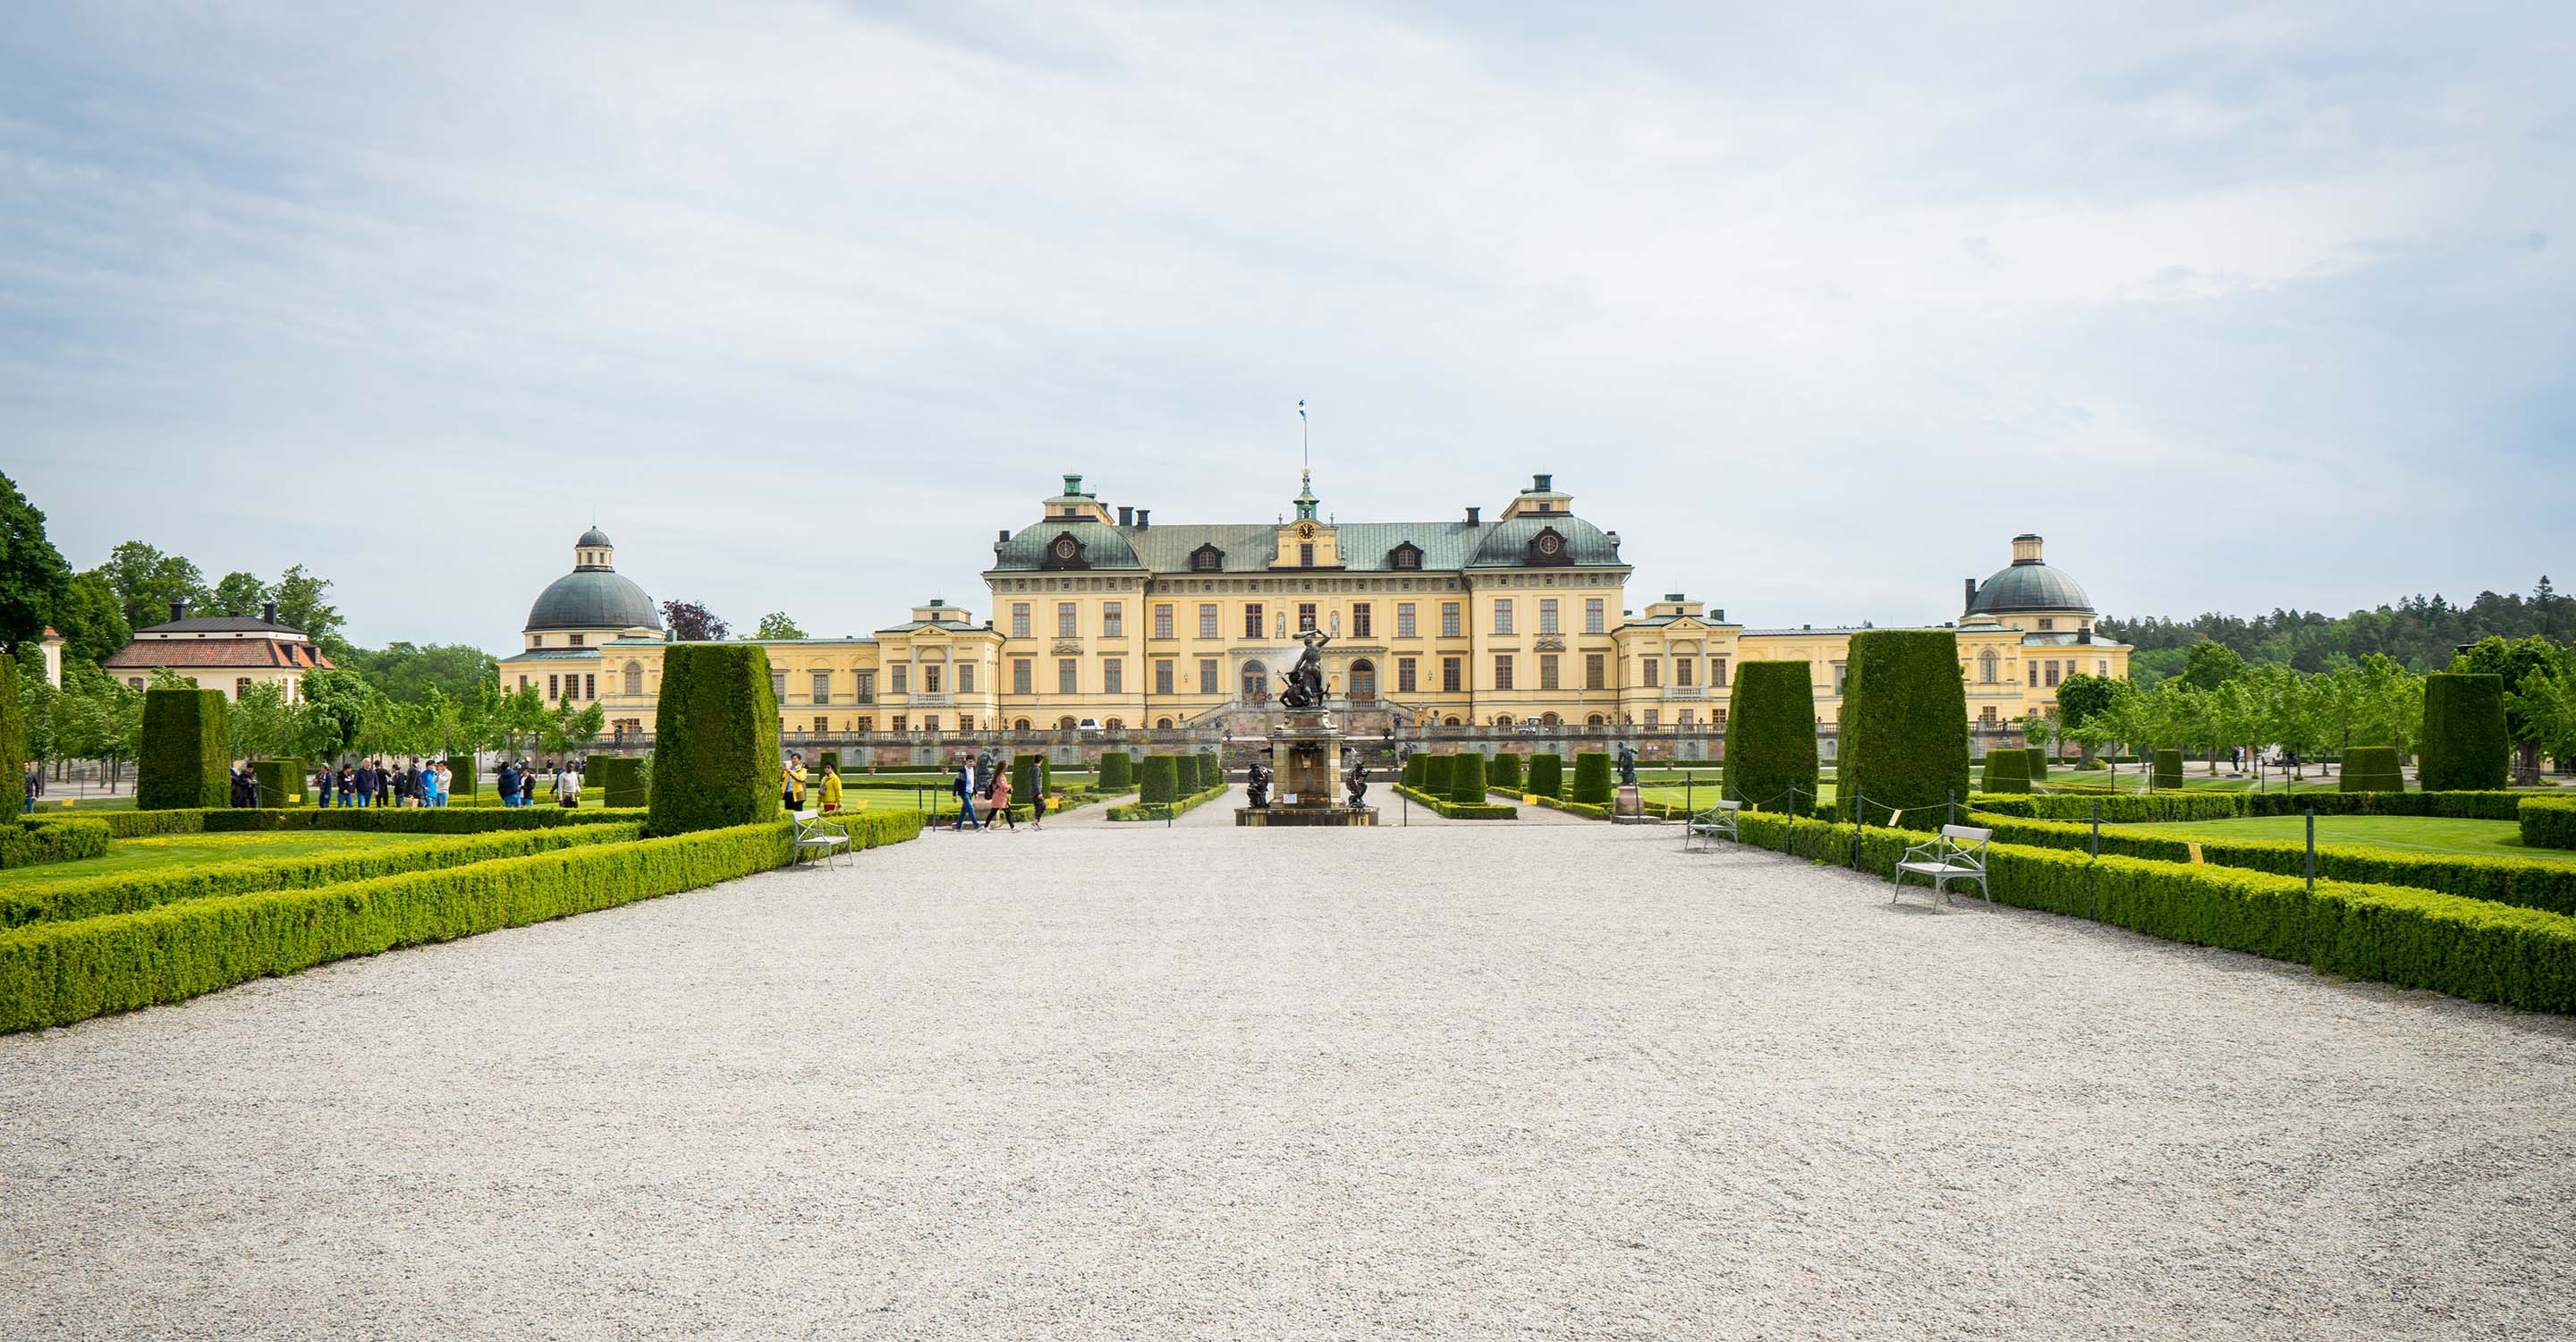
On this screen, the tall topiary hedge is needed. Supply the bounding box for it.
[647,644,782,836]
[2419,672,2508,792]
[1979,748,2031,794]
[1013,752,1048,806]
[1197,751,1221,792]
[1450,752,1488,804]
[1099,752,1134,793]
[1835,631,1970,820]
[1401,752,1423,787]
[1726,660,1818,815]
[2151,748,2184,791]
[1489,752,1523,792]
[251,757,306,807]
[818,750,840,776]
[1529,752,1563,798]
[592,755,651,808]
[0,652,23,818]
[138,688,231,811]
[1571,752,1612,805]
[447,751,478,794]
[2025,746,2048,782]
[1419,753,1453,796]
[1140,753,1178,804]
[2340,746,2403,794]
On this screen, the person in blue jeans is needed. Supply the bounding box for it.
[951,757,982,831]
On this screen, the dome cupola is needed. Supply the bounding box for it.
[525,528,661,632]
[1963,533,2093,617]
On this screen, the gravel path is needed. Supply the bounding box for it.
[4,822,2572,1339]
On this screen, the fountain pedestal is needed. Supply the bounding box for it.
[1236,708,1377,827]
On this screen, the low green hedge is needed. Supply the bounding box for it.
[1979,750,2031,794]
[1720,812,2576,1014]
[1107,781,1228,821]
[1394,785,1516,820]
[0,819,111,871]
[27,807,646,838]
[1,823,644,928]
[2339,746,2403,794]
[2522,797,2576,852]
[1528,794,1607,820]
[0,820,814,1033]
[1969,790,2529,823]
[830,809,928,848]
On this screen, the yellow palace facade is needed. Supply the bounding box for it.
[497,474,2128,753]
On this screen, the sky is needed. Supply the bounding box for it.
[4,0,2571,651]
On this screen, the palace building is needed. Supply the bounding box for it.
[498,473,2128,752]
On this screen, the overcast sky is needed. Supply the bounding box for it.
[4,1,2570,650]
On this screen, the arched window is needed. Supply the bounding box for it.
[1104,718,1123,730]
[1241,659,1267,702]
[1443,716,1462,726]
[1587,713,1606,726]
[1495,714,1513,726]
[623,661,643,696]
[1157,717,1174,728]
[1540,712,1561,726]
[1979,649,1998,684]
[1057,716,1077,730]
[1349,659,1376,699]
[1013,718,1032,730]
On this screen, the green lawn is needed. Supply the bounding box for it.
[0,832,433,889]
[2116,815,2576,863]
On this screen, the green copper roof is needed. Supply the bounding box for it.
[525,568,661,632]
[1966,559,2093,616]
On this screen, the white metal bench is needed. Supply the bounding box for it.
[792,809,853,868]
[1894,824,1993,907]
[1683,800,1742,851]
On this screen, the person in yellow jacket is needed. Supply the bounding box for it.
[818,765,843,813]
[781,753,809,811]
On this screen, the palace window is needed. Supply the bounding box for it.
[1675,658,1694,688]
[1103,602,1123,638]
[2038,618,2055,631]
[857,670,876,701]
[856,717,872,732]
[1641,658,1660,689]
[892,715,907,732]
[1191,545,1224,572]
[1199,658,1218,693]
[1586,653,1606,690]
[1493,599,1513,635]
[530,635,542,647]
[1833,661,1850,694]
[891,665,908,693]
[1241,661,1267,701]
[2045,660,2060,688]
[811,671,832,703]
[1199,604,1218,638]
[1538,599,1559,634]
[2028,660,2039,687]
[1012,603,1030,639]
[1155,604,1174,639]
[1156,660,1174,694]
[1399,658,1419,693]
[547,675,562,700]
[1390,543,1421,570]
[235,676,251,700]
[1244,603,1264,638]
[1494,654,1513,691]
[923,666,941,695]
[2097,658,2109,676]
[1104,658,1123,694]
[585,674,596,700]
[1300,542,1314,567]
[1013,659,1032,694]
[958,665,974,693]
[569,633,584,647]
[768,671,785,702]
[1057,602,1078,637]
[1539,655,1559,690]
[1397,603,1416,638]
[1350,659,1376,698]
[1713,658,1728,688]
[1979,649,1998,684]
[1585,599,1606,633]
[1442,657,1462,692]
[1441,602,1461,638]
[1352,603,1371,638]
[1298,602,1318,632]
[624,661,643,696]
[1644,709,1660,728]
[813,716,830,735]
[1979,705,1998,725]
[1058,659,1078,695]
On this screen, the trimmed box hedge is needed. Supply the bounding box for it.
[1489,752,1523,792]
[137,688,230,811]
[1395,785,1517,820]
[1969,790,2529,824]
[26,806,645,839]
[1571,752,1612,805]
[1529,752,1563,799]
[590,756,650,809]
[0,820,811,1033]
[2026,746,2048,780]
[2420,673,2508,792]
[2523,797,2576,852]
[2339,746,2403,794]
[1,822,643,928]
[250,757,306,808]
[1099,752,1134,793]
[647,643,782,836]
[1836,630,1970,821]
[1420,753,1454,798]
[1979,749,2032,794]
[1139,753,1179,805]
[1106,780,1228,821]
[1,819,110,871]
[1727,660,1818,815]
[2150,748,2184,791]
[1449,752,1487,805]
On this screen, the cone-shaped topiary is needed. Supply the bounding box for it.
[1725,660,1818,815]
[2339,745,2403,794]
[1979,748,2031,794]
[138,687,231,811]
[0,653,23,818]
[646,643,782,835]
[1451,752,1487,804]
[1529,752,1563,798]
[1835,630,1971,820]
[2151,748,2184,791]
[1489,752,1523,792]
[250,757,306,807]
[1140,753,1179,804]
[592,755,650,808]
[2419,672,2508,792]
[1571,752,1612,804]
[1099,752,1133,793]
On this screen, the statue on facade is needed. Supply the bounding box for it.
[1276,629,1332,710]
[1246,760,1271,808]
[1343,757,1368,807]
[1616,741,1639,786]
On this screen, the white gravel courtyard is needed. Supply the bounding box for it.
[5,812,2573,1339]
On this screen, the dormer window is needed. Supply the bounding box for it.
[1041,531,1089,570]
[570,633,584,647]
[1190,543,1224,572]
[1388,541,1423,571]
[1526,527,1571,566]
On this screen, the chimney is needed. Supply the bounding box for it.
[2078,627,2093,645]
[997,529,1011,543]
[1715,608,1725,623]
[261,599,279,624]
[170,599,189,624]
[1135,509,1150,529]
[1465,505,1481,526]
[1532,472,1553,492]
[1118,505,1134,527]
[1963,578,1978,614]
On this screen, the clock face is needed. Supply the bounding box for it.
[1298,521,1317,539]
[1052,536,1079,560]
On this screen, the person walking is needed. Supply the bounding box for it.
[553,760,582,809]
[352,758,376,809]
[21,761,36,814]
[434,759,453,807]
[1029,778,1048,831]
[519,761,538,808]
[985,766,1013,832]
[952,755,982,831]
[781,753,809,812]
[818,765,843,814]
[495,760,518,808]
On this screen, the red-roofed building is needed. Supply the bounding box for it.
[102,600,335,701]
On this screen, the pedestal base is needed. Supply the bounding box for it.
[1237,804,1378,827]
